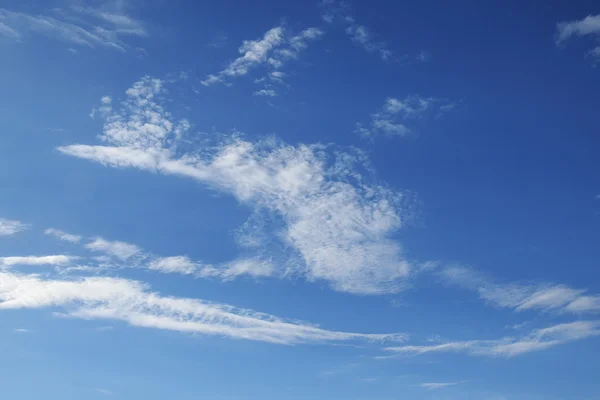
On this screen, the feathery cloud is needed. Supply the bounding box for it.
[420,382,459,390]
[202,25,323,89]
[556,14,600,60]
[0,270,406,345]
[0,218,28,236]
[357,95,456,139]
[0,5,147,52]
[384,321,600,358]
[59,77,417,294]
[45,228,82,244]
[85,237,142,261]
[441,266,600,314]
[0,255,76,267]
[201,26,285,86]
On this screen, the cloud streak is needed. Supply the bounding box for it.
[0,5,147,52]
[441,266,600,314]
[384,321,600,358]
[45,228,82,244]
[0,270,406,345]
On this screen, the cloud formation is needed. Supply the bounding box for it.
[384,321,600,358]
[420,382,459,390]
[0,218,28,236]
[59,77,416,294]
[356,96,456,139]
[0,270,406,345]
[201,25,324,93]
[442,266,600,314]
[0,4,147,52]
[556,14,600,60]
[45,228,82,244]
[0,255,76,267]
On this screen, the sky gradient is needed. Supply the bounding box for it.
[1,1,600,399]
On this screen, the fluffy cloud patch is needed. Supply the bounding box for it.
[59,77,416,294]
[0,218,28,236]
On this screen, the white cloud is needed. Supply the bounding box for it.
[202,25,323,90]
[319,0,392,61]
[59,77,416,294]
[96,389,113,396]
[0,5,146,52]
[202,258,275,280]
[442,266,600,314]
[384,321,600,358]
[357,95,454,139]
[148,256,198,275]
[420,382,458,390]
[201,26,285,86]
[254,89,277,97]
[86,237,142,261]
[345,24,391,61]
[13,328,31,333]
[45,228,82,244]
[0,255,76,267]
[0,218,28,236]
[0,270,406,345]
[556,14,600,59]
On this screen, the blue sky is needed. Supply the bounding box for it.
[1,0,600,398]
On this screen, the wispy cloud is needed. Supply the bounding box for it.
[0,255,76,267]
[384,321,600,358]
[45,228,82,244]
[556,14,600,60]
[441,266,600,314]
[202,25,324,89]
[319,0,393,61]
[345,24,392,61]
[201,26,285,86]
[59,77,417,294]
[148,256,198,275]
[254,89,277,97]
[0,4,147,52]
[0,218,28,236]
[0,270,406,345]
[13,328,31,333]
[96,389,113,396]
[356,96,456,139]
[420,382,459,390]
[85,237,142,261]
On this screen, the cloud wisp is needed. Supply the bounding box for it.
[201,25,323,91]
[420,382,459,390]
[0,218,28,236]
[44,228,82,244]
[0,270,406,345]
[58,76,417,294]
[556,14,600,60]
[384,321,600,358]
[441,266,600,314]
[356,96,456,139]
[0,4,147,52]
